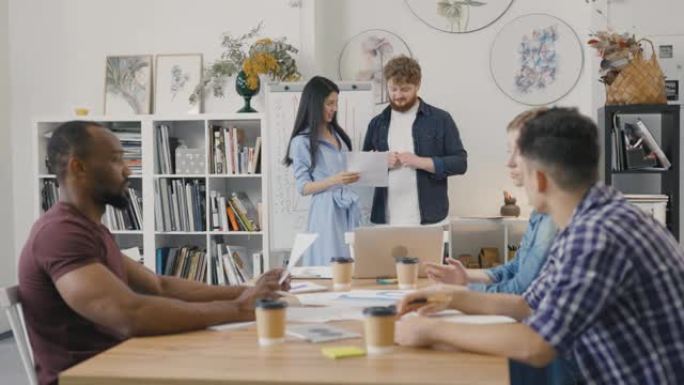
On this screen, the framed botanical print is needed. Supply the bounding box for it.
[154,54,203,114]
[104,55,153,114]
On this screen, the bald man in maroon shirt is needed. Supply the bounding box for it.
[19,121,288,385]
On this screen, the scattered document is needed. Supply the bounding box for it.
[289,281,329,294]
[290,266,332,279]
[280,233,318,284]
[346,151,389,187]
[210,321,256,331]
[287,305,364,323]
[335,290,410,307]
[403,310,516,325]
[295,289,410,307]
[287,324,361,343]
[296,292,345,306]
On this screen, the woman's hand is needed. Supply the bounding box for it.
[328,171,360,186]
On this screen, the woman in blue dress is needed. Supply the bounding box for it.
[283,76,361,266]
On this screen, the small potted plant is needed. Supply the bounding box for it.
[190,22,301,112]
[500,191,520,217]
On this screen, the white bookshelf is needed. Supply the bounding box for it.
[33,113,270,281]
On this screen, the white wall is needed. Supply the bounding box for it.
[1,0,13,333]
[9,0,302,259]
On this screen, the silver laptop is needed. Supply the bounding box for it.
[352,226,445,279]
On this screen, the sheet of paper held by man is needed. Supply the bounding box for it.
[346,151,388,187]
[279,233,319,284]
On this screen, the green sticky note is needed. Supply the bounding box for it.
[321,346,367,359]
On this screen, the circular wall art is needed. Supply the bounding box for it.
[338,29,413,105]
[405,0,514,34]
[490,13,584,106]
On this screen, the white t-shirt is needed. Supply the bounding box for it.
[387,101,421,225]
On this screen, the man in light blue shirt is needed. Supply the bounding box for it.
[424,108,556,295]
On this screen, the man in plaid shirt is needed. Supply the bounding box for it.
[395,108,684,384]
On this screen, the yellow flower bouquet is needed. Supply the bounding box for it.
[190,22,301,107]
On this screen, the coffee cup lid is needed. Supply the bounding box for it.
[330,256,354,264]
[363,305,397,317]
[255,299,287,310]
[395,256,419,264]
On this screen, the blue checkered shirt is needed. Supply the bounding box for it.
[523,184,684,385]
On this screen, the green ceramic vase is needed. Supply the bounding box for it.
[235,70,259,113]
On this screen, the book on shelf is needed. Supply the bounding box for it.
[622,122,658,170]
[156,246,208,282]
[155,179,206,232]
[110,127,142,174]
[209,190,260,232]
[155,124,180,174]
[206,240,255,285]
[41,180,143,231]
[612,115,671,171]
[210,125,260,175]
[634,119,671,169]
[252,252,264,278]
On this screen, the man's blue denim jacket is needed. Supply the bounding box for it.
[362,99,467,224]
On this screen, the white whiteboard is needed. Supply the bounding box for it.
[266,82,374,251]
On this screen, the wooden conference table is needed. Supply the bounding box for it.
[60,279,510,385]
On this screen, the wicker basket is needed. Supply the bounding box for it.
[605,39,667,105]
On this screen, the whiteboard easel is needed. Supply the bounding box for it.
[265,82,374,253]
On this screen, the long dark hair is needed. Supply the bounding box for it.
[283,76,352,170]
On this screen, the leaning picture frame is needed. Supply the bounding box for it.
[154,54,203,114]
[104,55,153,115]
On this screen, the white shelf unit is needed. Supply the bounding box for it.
[451,217,529,263]
[33,113,270,280]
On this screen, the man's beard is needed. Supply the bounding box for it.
[95,182,130,210]
[389,94,419,113]
[102,191,130,210]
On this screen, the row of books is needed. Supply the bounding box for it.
[155,124,179,174]
[612,117,671,171]
[155,244,264,285]
[102,188,143,231]
[155,246,208,282]
[209,191,261,232]
[40,179,59,212]
[111,127,142,174]
[211,125,261,174]
[41,179,143,231]
[154,179,206,232]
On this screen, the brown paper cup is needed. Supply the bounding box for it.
[395,257,419,290]
[255,301,287,346]
[331,258,354,291]
[363,306,397,355]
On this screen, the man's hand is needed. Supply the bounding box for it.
[395,316,439,347]
[387,151,400,169]
[424,259,469,285]
[236,268,288,312]
[397,284,467,316]
[397,152,435,172]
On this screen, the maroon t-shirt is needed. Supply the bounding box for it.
[18,202,128,385]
